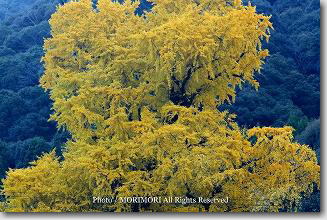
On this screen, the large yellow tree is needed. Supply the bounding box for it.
[1,0,319,212]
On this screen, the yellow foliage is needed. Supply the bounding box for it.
[1,0,319,212]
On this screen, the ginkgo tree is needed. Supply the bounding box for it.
[1,0,319,212]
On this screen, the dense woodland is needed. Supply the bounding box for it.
[0,0,320,211]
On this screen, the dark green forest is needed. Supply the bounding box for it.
[0,0,70,179]
[0,0,320,212]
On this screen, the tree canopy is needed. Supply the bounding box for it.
[1,0,320,212]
